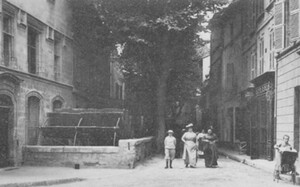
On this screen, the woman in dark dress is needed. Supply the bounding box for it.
[202,128,218,168]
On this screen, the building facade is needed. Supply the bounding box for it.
[208,0,277,160]
[275,0,300,153]
[0,0,74,167]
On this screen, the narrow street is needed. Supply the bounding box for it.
[46,156,291,187]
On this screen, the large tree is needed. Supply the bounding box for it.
[72,0,225,151]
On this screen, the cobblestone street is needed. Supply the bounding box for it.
[46,156,292,187]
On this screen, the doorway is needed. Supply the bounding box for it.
[27,96,40,145]
[0,94,13,167]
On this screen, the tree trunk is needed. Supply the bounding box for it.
[155,33,172,152]
[155,70,169,152]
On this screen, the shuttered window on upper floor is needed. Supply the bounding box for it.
[290,0,300,40]
[274,0,285,50]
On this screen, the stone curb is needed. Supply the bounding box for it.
[218,150,295,184]
[218,150,258,170]
[0,177,85,187]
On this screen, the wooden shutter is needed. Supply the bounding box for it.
[290,0,300,40]
[274,0,285,50]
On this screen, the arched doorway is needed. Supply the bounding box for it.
[27,96,40,145]
[0,94,13,167]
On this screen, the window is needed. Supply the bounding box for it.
[27,96,40,145]
[3,13,14,67]
[53,100,63,111]
[28,27,39,74]
[252,0,256,29]
[115,83,123,100]
[269,30,275,70]
[290,0,300,40]
[258,37,264,75]
[54,33,61,81]
[251,53,257,79]
[257,0,264,16]
[274,0,284,50]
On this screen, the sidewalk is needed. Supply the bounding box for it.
[218,148,299,184]
[218,148,275,173]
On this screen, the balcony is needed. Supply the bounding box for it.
[250,71,275,86]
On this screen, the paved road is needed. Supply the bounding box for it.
[46,156,292,187]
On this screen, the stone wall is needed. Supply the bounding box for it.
[23,137,154,169]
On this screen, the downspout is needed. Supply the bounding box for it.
[274,57,278,154]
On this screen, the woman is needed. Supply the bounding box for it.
[181,123,197,168]
[203,128,218,168]
[196,129,206,158]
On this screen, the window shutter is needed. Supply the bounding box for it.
[290,0,300,40]
[274,0,285,50]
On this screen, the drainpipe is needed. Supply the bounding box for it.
[274,57,278,153]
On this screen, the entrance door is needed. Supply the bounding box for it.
[0,108,9,167]
[250,95,274,160]
[27,96,40,145]
[0,95,13,167]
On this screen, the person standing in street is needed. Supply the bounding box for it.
[203,128,218,168]
[196,129,206,158]
[181,123,197,168]
[164,130,176,169]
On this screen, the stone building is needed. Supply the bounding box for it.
[208,0,277,160]
[0,0,74,167]
[275,0,300,152]
[208,0,246,145]
[246,0,276,160]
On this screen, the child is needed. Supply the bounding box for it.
[164,130,176,169]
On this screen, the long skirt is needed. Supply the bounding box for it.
[182,141,197,167]
[204,143,218,167]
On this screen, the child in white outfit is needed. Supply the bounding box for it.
[164,130,176,169]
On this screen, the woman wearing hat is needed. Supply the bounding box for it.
[181,123,197,168]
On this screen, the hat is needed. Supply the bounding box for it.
[167,130,174,134]
[186,123,193,128]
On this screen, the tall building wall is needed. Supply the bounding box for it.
[0,0,74,167]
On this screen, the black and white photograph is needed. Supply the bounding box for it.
[0,0,299,186]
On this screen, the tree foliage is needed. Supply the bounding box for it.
[72,0,226,151]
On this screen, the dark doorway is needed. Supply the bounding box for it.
[0,94,13,167]
[27,96,40,145]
